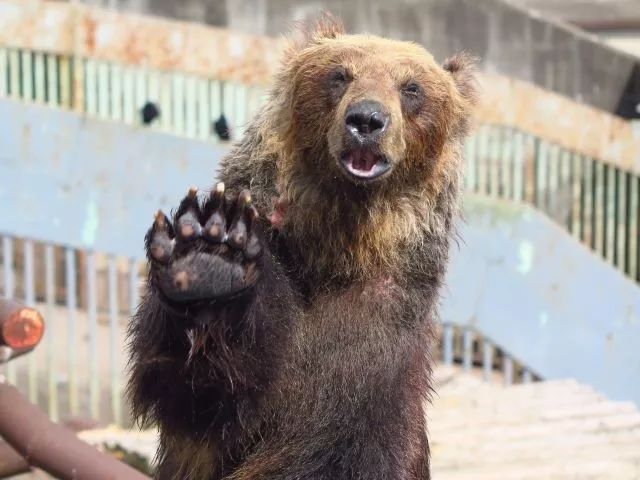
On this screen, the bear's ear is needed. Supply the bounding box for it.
[443,52,479,105]
[288,12,345,53]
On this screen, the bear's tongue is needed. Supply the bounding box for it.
[350,150,377,172]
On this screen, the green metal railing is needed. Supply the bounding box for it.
[0,46,267,141]
[465,124,640,283]
[3,44,639,284]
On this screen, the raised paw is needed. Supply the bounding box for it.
[145,183,262,303]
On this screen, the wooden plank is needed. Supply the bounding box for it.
[159,72,172,131]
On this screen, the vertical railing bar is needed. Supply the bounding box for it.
[606,166,617,265]
[44,245,58,422]
[197,78,210,140]
[210,80,222,144]
[465,134,477,192]
[591,159,600,251]
[522,369,533,384]
[234,84,248,140]
[122,66,135,125]
[489,126,500,197]
[513,131,524,202]
[110,63,123,122]
[500,126,512,199]
[462,328,473,372]
[24,240,38,403]
[98,61,110,120]
[86,252,99,420]
[135,68,148,126]
[8,49,20,99]
[129,258,139,317]
[21,50,34,101]
[185,75,198,138]
[34,52,46,103]
[60,55,73,110]
[0,48,8,97]
[614,168,624,270]
[625,172,635,277]
[442,324,454,366]
[85,59,97,116]
[160,72,172,132]
[548,145,560,221]
[108,257,122,425]
[482,339,493,382]
[65,247,79,415]
[636,176,640,282]
[172,74,185,135]
[503,356,514,387]
[46,54,59,106]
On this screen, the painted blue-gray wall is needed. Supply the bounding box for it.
[1,99,639,404]
[444,196,640,405]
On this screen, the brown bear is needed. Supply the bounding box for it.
[127,15,477,480]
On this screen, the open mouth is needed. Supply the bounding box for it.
[340,149,391,181]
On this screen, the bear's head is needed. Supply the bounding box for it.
[263,15,478,281]
[271,16,477,196]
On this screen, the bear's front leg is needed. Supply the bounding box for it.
[127,183,296,479]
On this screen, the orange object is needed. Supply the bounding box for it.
[2,307,44,350]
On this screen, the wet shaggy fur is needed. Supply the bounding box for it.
[128,16,477,480]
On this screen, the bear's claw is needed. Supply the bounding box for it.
[146,183,262,303]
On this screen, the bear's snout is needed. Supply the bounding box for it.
[345,100,389,144]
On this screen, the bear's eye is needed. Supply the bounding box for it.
[326,66,351,102]
[329,67,349,84]
[402,82,422,97]
[400,81,424,114]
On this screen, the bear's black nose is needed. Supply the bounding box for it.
[345,100,389,139]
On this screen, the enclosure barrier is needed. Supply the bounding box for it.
[0,0,637,426]
[0,232,534,427]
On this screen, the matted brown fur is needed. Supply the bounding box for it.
[128,14,477,480]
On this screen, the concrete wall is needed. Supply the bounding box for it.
[77,0,638,114]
